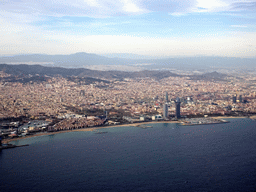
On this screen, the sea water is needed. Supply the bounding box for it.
[1,118,256,192]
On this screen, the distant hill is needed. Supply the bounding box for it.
[1,53,256,70]
[0,64,179,80]
[189,71,228,81]
[0,52,132,68]
[101,53,163,60]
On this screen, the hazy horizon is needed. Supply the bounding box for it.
[1,0,256,58]
[1,52,256,59]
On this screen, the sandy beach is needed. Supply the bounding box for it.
[3,116,252,143]
[2,120,181,143]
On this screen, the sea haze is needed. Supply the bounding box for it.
[1,118,256,192]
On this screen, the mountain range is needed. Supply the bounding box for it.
[0,52,255,70]
[0,64,179,80]
[0,63,231,84]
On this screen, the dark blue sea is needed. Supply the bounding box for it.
[1,118,256,192]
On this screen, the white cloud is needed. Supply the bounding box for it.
[0,0,145,18]
[1,0,256,19]
[122,0,144,13]
[0,0,197,18]
[194,0,229,12]
[185,0,256,14]
[85,0,100,7]
[169,12,188,17]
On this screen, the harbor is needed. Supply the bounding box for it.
[181,117,229,126]
[0,136,29,150]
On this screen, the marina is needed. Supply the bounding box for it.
[181,118,229,126]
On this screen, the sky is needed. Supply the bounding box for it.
[1,0,256,57]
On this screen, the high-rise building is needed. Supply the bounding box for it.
[232,95,237,103]
[165,92,168,102]
[163,103,168,119]
[105,111,108,120]
[239,95,243,103]
[175,97,181,119]
[80,90,85,96]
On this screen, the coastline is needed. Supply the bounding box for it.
[2,120,181,143]
[2,116,252,143]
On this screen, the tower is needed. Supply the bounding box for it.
[165,92,168,102]
[163,103,168,119]
[80,90,85,96]
[175,97,181,119]
[239,95,243,103]
[105,111,108,119]
[232,95,237,103]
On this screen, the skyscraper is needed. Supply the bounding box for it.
[175,97,181,119]
[165,92,168,102]
[239,95,243,103]
[105,111,108,120]
[232,95,237,103]
[163,103,168,119]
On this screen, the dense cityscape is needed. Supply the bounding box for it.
[1,66,256,141]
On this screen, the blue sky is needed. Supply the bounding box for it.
[1,0,256,57]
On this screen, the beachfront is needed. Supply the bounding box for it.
[1,120,180,143]
[2,116,246,144]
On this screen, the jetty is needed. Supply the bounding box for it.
[0,135,29,150]
[0,143,29,150]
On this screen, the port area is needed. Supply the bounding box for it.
[0,143,29,150]
[181,118,229,126]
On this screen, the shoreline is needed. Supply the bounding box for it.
[2,120,181,143]
[2,116,251,143]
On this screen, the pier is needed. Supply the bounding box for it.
[0,143,29,150]
[0,136,29,150]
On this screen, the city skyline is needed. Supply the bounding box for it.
[1,0,256,57]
